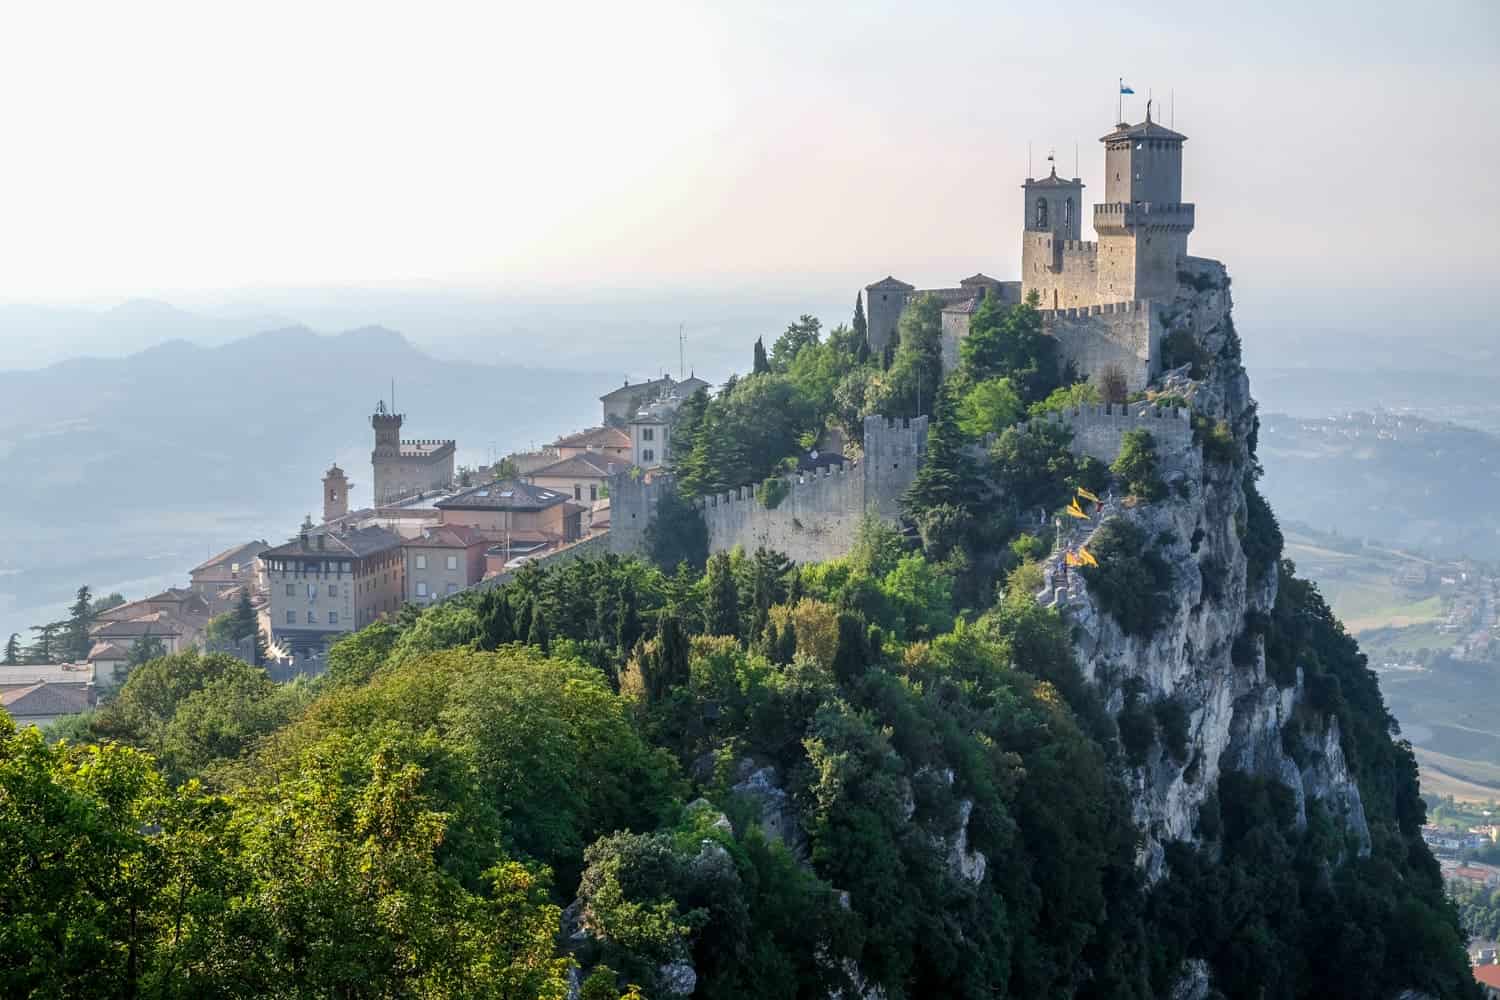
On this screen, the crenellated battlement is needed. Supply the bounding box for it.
[1038,298,1150,321]
[400,439,457,448]
[1035,401,1194,465]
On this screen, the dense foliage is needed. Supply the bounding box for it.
[1,300,1476,998]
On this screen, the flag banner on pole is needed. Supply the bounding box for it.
[1120,80,1135,95]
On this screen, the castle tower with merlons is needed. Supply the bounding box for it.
[369,400,457,505]
[863,105,1200,394]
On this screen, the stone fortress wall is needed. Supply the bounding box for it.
[1034,402,1193,466]
[1038,299,1164,393]
[609,416,928,564]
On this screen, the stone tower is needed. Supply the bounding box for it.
[370,401,403,506]
[322,463,350,523]
[1094,110,1195,302]
[1019,163,1087,310]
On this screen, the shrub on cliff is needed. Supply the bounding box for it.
[1079,519,1175,638]
[1111,428,1167,502]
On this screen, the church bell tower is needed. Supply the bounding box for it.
[322,463,351,523]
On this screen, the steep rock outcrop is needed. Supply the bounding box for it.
[1042,258,1370,881]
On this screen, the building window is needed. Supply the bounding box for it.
[286,610,296,625]
[446,583,458,595]
[328,584,338,597]
[1064,197,1073,228]
[416,581,428,598]
[329,610,339,625]
[1034,197,1048,228]
[306,583,316,599]
[307,611,316,625]
[590,484,598,501]
[642,428,654,441]
[342,561,351,572]
[415,554,427,570]
[574,485,582,500]
[286,583,296,596]
[643,448,654,462]
[446,555,458,571]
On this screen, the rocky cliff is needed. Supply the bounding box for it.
[1042,257,1370,881]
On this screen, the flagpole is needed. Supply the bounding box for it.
[1117,78,1121,124]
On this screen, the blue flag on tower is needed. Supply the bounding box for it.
[1119,80,1135,95]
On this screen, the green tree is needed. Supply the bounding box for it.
[1111,429,1167,502]
[903,379,982,519]
[3,633,19,665]
[956,375,1024,440]
[229,587,264,664]
[126,633,169,671]
[647,485,709,573]
[753,337,772,375]
[852,293,868,357]
[873,294,943,417]
[771,314,821,371]
[65,585,95,662]
[703,552,741,638]
[26,621,65,663]
[1029,380,1102,417]
[959,293,1060,403]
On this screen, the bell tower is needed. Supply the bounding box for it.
[322,463,351,522]
[1020,161,1086,309]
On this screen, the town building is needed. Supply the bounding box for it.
[0,681,94,728]
[258,522,406,656]
[864,108,1197,393]
[403,524,491,604]
[85,588,215,673]
[187,540,268,610]
[599,375,709,425]
[370,400,456,505]
[526,451,616,504]
[553,425,633,461]
[435,479,585,546]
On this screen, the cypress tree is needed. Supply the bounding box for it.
[852,293,867,347]
[831,612,871,684]
[704,552,740,638]
[65,585,94,661]
[775,619,797,666]
[530,602,550,656]
[3,633,20,665]
[616,581,641,655]
[752,337,772,375]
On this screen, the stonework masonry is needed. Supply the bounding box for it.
[1039,299,1165,393]
[609,415,928,563]
[1035,402,1193,466]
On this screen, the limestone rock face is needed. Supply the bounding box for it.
[1043,259,1371,882]
[731,762,808,858]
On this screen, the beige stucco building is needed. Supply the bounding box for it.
[403,524,490,604]
[526,451,615,504]
[259,523,405,655]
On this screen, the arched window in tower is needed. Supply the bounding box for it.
[1064,197,1073,229]
[1034,197,1048,228]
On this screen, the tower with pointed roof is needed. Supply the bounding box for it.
[1093,111,1194,302]
[323,463,350,523]
[1020,163,1087,310]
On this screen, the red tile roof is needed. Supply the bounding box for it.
[1475,964,1500,988]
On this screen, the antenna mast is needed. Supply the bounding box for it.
[391,378,395,414]
[679,323,685,380]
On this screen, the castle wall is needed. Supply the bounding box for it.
[374,441,456,504]
[1036,402,1193,466]
[609,416,927,565]
[1041,300,1163,393]
[1023,234,1100,309]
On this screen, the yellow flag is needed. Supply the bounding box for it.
[1066,500,1089,519]
[1076,487,1102,504]
[1064,551,1082,566]
[1078,547,1099,567]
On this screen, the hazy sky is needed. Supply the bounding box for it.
[3,0,1496,301]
